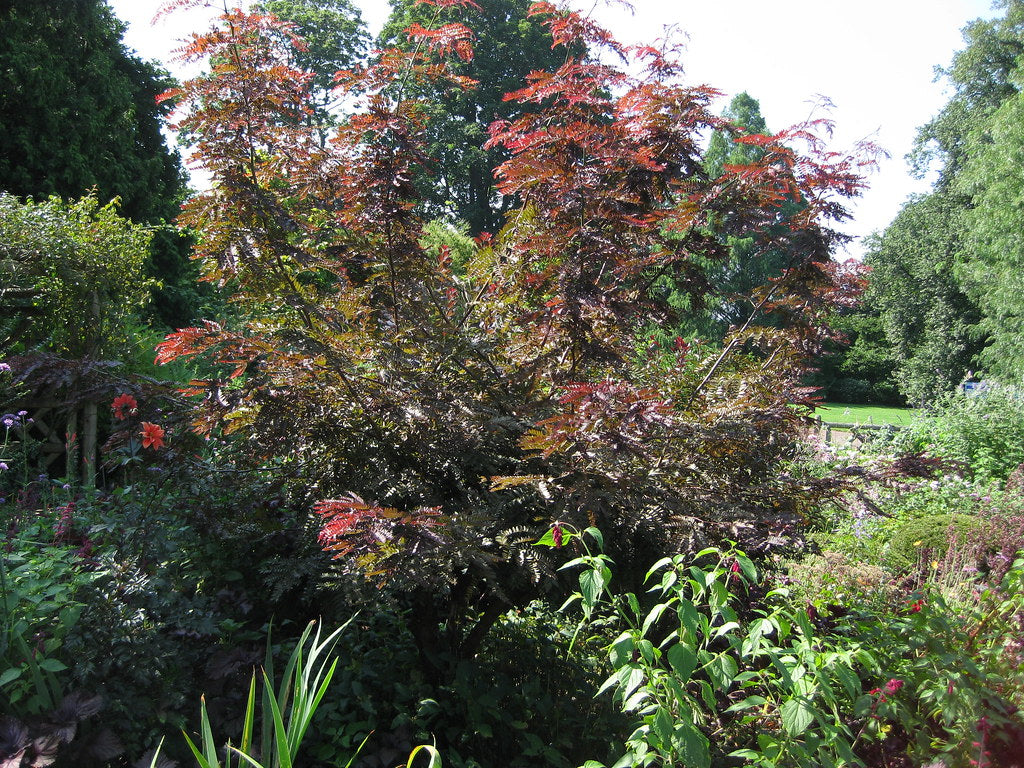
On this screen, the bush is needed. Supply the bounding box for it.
[885,513,984,572]
[899,386,1024,481]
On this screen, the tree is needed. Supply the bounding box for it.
[0,194,151,359]
[678,92,798,341]
[910,0,1024,190]
[960,83,1024,378]
[0,192,153,485]
[155,0,872,682]
[865,194,983,405]
[379,0,570,234]
[864,1,1024,400]
[0,0,200,327]
[810,304,901,405]
[255,0,369,137]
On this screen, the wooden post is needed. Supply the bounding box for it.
[65,410,79,483]
[81,401,97,488]
[79,288,101,488]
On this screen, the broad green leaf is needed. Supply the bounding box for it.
[672,722,710,768]
[780,697,815,736]
[580,568,606,608]
[618,665,646,702]
[666,644,697,683]
[644,557,673,582]
[642,603,668,638]
[725,695,766,713]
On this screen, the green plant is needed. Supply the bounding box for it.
[0,518,97,716]
[885,513,983,572]
[183,618,355,768]
[546,525,870,768]
[898,386,1024,481]
[785,551,895,616]
[546,525,1024,768]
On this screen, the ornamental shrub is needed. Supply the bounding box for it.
[885,513,983,572]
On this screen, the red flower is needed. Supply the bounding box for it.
[884,678,904,695]
[552,523,564,548]
[111,393,138,420]
[908,597,925,613]
[140,422,165,450]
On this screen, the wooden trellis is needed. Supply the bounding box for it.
[4,399,102,488]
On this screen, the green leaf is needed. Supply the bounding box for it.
[0,667,22,686]
[582,526,604,551]
[642,603,668,638]
[780,697,815,736]
[725,695,767,713]
[38,658,67,672]
[672,722,710,768]
[707,653,738,692]
[677,599,699,642]
[618,665,646,702]
[580,568,606,609]
[666,644,697,683]
[735,554,757,582]
[534,528,558,547]
[609,632,635,667]
[644,557,673,582]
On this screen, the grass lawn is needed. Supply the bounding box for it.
[814,402,916,426]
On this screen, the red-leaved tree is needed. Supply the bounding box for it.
[156,0,875,669]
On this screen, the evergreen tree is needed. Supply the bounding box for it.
[668,92,797,342]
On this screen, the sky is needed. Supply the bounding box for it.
[108,0,999,259]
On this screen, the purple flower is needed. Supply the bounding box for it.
[17,410,26,417]
[1,415,14,428]
[0,363,10,373]
[0,462,8,471]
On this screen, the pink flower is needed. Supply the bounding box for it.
[884,679,904,695]
[552,523,564,548]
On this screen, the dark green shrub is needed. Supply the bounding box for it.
[886,513,983,572]
[305,601,627,768]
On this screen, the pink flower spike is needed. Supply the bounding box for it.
[552,523,564,548]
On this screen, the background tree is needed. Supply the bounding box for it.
[960,79,1024,378]
[0,0,201,328]
[379,0,569,234]
[255,0,369,139]
[675,92,798,341]
[864,0,1024,401]
[810,303,901,404]
[865,194,983,405]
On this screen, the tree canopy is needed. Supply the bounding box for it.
[0,0,200,328]
[865,0,1024,400]
[678,92,799,341]
[379,0,570,234]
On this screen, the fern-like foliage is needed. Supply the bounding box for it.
[155,0,877,663]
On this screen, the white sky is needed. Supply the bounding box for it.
[109,0,998,258]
